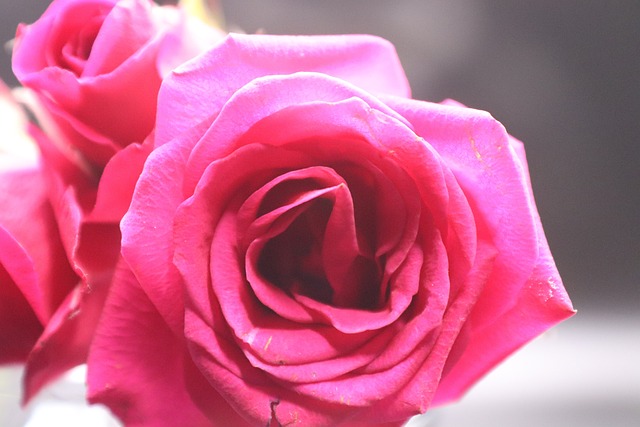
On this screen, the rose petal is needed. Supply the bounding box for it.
[87,260,225,427]
[176,72,411,196]
[21,223,120,401]
[185,306,407,427]
[351,239,497,423]
[177,144,389,381]
[13,0,218,166]
[381,96,575,404]
[87,137,153,223]
[12,0,116,74]
[16,128,122,401]
[173,79,479,410]
[82,0,158,77]
[156,33,411,147]
[0,163,77,325]
[120,122,211,334]
[0,227,43,364]
[432,135,575,404]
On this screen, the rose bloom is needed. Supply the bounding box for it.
[7,0,222,401]
[87,34,575,426]
[12,0,221,167]
[0,81,78,365]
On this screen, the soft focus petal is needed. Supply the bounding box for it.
[82,0,159,77]
[0,84,39,168]
[12,0,222,166]
[0,227,43,364]
[16,125,122,401]
[0,164,77,326]
[0,84,78,364]
[155,6,225,78]
[88,137,153,223]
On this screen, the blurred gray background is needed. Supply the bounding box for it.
[1,1,638,426]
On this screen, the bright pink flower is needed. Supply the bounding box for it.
[88,34,575,426]
[12,0,222,167]
[0,82,78,365]
[6,0,222,400]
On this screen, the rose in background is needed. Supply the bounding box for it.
[12,0,221,167]
[87,34,575,426]
[4,0,223,402]
[0,81,78,366]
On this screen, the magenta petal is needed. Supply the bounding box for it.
[32,93,121,166]
[0,227,43,364]
[87,261,215,427]
[432,138,575,404]
[176,147,384,376]
[120,133,199,334]
[21,226,117,402]
[11,0,117,76]
[353,240,498,422]
[88,137,153,223]
[21,284,91,402]
[11,131,124,400]
[382,95,575,403]
[12,0,213,165]
[21,222,120,401]
[82,0,157,77]
[155,33,410,146]
[0,162,77,365]
[185,306,406,427]
[173,72,411,196]
[0,163,77,324]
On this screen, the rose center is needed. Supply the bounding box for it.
[253,173,383,310]
[258,198,335,305]
[53,8,108,75]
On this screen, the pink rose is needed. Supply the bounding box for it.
[12,0,222,167]
[88,34,575,426]
[0,81,78,365]
[6,0,222,400]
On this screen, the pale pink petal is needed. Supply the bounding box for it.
[432,136,575,404]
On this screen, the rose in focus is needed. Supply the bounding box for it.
[84,34,575,426]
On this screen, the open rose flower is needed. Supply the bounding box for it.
[87,34,575,426]
[7,0,223,401]
[12,0,222,167]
